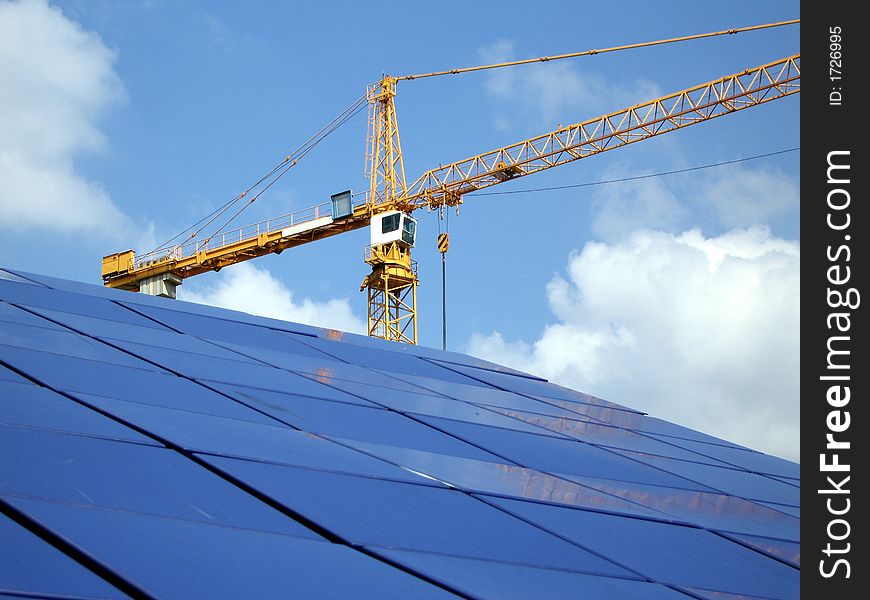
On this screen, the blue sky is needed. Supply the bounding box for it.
[0,0,800,460]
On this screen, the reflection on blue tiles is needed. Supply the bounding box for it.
[486,496,799,599]
[334,438,671,521]
[718,531,801,567]
[609,448,800,506]
[70,394,434,484]
[563,474,799,540]
[197,457,636,578]
[473,409,739,465]
[0,269,800,598]
[414,416,716,491]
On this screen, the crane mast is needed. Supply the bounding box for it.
[101,53,800,345]
[362,77,418,344]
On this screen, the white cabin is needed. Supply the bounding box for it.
[370,211,417,247]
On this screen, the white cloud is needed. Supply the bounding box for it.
[180,262,367,334]
[0,0,151,246]
[467,226,800,462]
[478,40,661,132]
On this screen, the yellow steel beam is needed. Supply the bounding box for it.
[397,54,800,211]
[104,54,799,291]
[103,207,372,290]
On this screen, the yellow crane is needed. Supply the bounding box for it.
[101,21,800,345]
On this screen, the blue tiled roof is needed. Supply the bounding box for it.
[0,268,799,599]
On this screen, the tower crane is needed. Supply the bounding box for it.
[101,21,800,345]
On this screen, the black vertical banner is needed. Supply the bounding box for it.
[802,3,866,597]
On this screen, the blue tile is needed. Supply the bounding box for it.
[120,302,323,348]
[631,416,751,450]
[386,372,592,418]
[0,380,155,444]
[0,299,65,328]
[0,269,41,285]
[285,375,444,407]
[639,435,799,479]
[24,306,267,363]
[6,268,135,298]
[420,353,547,380]
[525,390,643,413]
[770,475,799,487]
[0,322,152,369]
[0,425,317,537]
[337,439,671,520]
[521,396,646,423]
[318,328,546,380]
[675,586,788,600]
[0,269,801,599]
[609,449,800,507]
[103,339,367,397]
[0,364,32,384]
[0,344,164,387]
[213,339,443,394]
[486,497,799,599]
[205,387,514,462]
[0,346,272,423]
[718,532,800,567]
[565,476,799,540]
[0,511,129,599]
[374,548,692,600]
[415,416,716,491]
[362,389,572,437]
[73,395,433,484]
[207,376,380,409]
[755,501,800,518]
[476,410,739,464]
[427,359,640,410]
[0,279,163,328]
[195,457,637,577]
[6,496,456,600]
[288,333,488,384]
[117,291,328,337]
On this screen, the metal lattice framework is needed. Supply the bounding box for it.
[398,54,800,211]
[102,53,800,345]
[362,242,418,344]
[367,77,408,209]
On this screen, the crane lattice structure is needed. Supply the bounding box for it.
[102,22,799,345]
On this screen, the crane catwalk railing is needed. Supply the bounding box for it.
[105,53,798,288]
[398,54,799,210]
[136,201,335,269]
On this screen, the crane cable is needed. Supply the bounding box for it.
[148,18,799,255]
[437,209,450,351]
[149,92,368,255]
[467,147,800,197]
[396,19,798,81]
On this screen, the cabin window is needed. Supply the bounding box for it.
[382,214,400,234]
